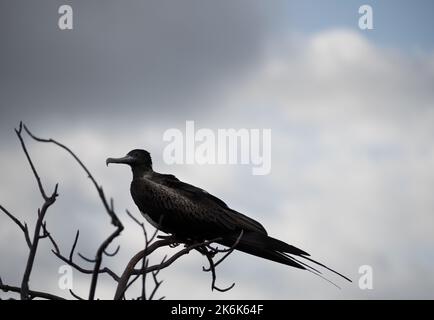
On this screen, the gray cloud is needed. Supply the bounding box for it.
[0,0,277,128]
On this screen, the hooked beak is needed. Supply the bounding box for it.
[106,155,135,167]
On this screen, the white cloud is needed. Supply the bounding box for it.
[221,29,434,298]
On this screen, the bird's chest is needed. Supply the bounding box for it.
[130,178,188,231]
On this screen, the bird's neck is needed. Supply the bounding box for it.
[132,165,153,180]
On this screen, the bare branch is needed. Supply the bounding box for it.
[133,237,222,275]
[141,256,148,300]
[148,271,163,300]
[200,247,235,292]
[0,205,32,249]
[126,209,158,300]
[41,222,60,254]
[125,261,148,300]
[15,122,50,201]
[69,289,85,300]
[21,124,125,300]
[0,278,65,300]
[45,220,120,283]
[69,230,80,261]
[104,245,120,257]
[126,209,159,243]
[78,253,97,263]
[52,250,120,283]
[194,231,242,292]
[47,231,120,282]
[114,237,177,300]
[1,123,239,300]
[203,230,243,271]
[14,123,59,299]
[89,226,123,299]
[22,124,117,224]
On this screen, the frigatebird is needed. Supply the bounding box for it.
[107,149,351,284]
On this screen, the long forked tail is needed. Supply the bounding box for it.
[224,231,352,286]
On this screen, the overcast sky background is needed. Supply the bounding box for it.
[1,1,434,299]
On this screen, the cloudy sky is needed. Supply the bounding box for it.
[1,0,434,299]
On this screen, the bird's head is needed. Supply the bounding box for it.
[106,149,152,172]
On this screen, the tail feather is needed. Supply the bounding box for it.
[220,231,352,284]
[224,231,309,256]
[235,243,307,270]
[295,254,352,282]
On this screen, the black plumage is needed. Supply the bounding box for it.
[107,149,351,283]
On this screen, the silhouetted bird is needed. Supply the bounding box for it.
[107,149,351,284]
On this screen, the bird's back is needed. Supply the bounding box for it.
[130,171,267,239]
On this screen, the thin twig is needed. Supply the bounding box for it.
[207,253,235,292]
[78,253,97,263]
[69,289,85,300]
[41,222,60,254]
[0,205,32,249]
[203,230,243,271]
[0,278,65,300]
[47,228,120,282]
[16,123,49,200]
[69,230,80,261]
[148,271,163,300]
[126,209,158,300]
[52,250,120,282]
[104,245,120,257]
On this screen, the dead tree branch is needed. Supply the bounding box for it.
[1,122,240,300]
[0,277,65,300]
[0,205,32,249]
[15,123,59,300]
[21,124,124,300]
